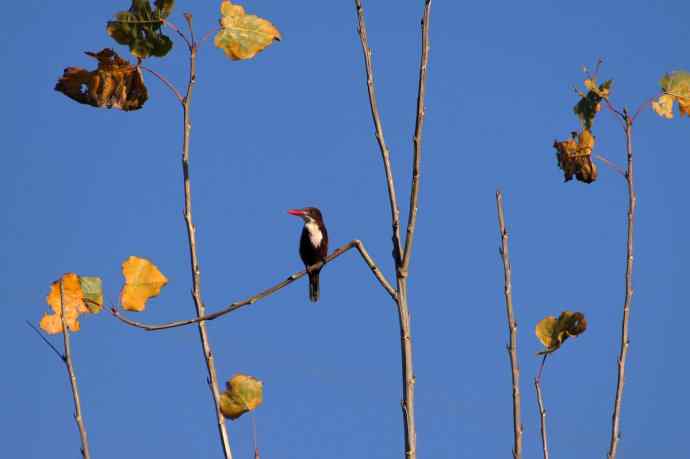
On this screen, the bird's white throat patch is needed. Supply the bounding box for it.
[305,221,323,247]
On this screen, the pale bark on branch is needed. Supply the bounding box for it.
[607,111,636,459]
[495,191,523,459]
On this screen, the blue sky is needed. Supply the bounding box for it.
[2,1,689,458]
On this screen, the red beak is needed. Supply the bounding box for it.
[288,209,306,216]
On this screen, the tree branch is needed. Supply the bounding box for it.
[496,191,523,459]
[535,355,550,459]
[179,28,233,458]
[112,240,396,331]
[140,65,184,104]
[355,0,403,265]
[59,279,91,459]
[607,112,636,459]
[400,0,431,277]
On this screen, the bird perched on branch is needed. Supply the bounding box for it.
[287,207,328,302]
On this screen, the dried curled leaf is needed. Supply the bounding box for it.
[553,129,598,184]
[120,256,168,312]
[214,0,281,60]
[55,49,148,111]
[535,311,587,355]
[219,374,263,420]
[39,274,103,334]
[652,70,690,119]
[107,0,174,58]
[574,78,613,130]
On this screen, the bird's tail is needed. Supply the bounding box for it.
[308,270,320,303]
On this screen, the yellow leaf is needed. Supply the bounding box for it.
[120,256,168,312]
[214,0,281,60]
[220,373,263,420]
[39,273,86,334]
[652,94,674,119]
[535,311,587,355]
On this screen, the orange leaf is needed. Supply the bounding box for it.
[39,273,87,334]
[214,0,281,60]
[120,256,168,312]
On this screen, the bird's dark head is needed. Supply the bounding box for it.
[288,207,324,224]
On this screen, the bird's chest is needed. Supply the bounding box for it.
[304,221,323,248]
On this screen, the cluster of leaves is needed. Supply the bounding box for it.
[39,256,165,334]
[39,273,103,334]
[652,71,690,119]
[553,77,613,184]
[56,1,281,111]
[535,311,587,355]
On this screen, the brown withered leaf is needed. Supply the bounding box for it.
[55,49,148,111]
[535,311,587,355]
[553,129,598,184]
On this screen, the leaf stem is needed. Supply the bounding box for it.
[140,65,184,104]
[496,191,523,459]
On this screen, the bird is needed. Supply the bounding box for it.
[287,207,328,302]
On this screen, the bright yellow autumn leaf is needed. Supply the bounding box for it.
[219,373,263,420]
[40,273,88,334]
[214,0,281,60]
[652,94,674,119]
[120,256,168,312]
[535,311,587,355]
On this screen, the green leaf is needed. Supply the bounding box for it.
[573,79,613,130]
[107,0,175,58]
[535,311,587,355]
[219,373,263,420]
[79,276,104,313]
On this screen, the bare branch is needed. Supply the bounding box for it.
[179,33,233,458]
[355,0,403,266]
[59,280,91,459]
[607,114,636,459]
[535,355,550,459]
[26,320,64,361]
[496,191,523,459]
[140,65,184,104]
[400,0,431,276]
[112,240,396,331]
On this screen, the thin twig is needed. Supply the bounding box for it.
[140,65,184,104]
[535,355,550,459]
[400,0,431,277]
[179,29,233,458]
[355,0,403,266]
[607,111,636,459]
[496,191,523,459]
[595,154,626,178]
[163,18,191,49]
[26,320,64,361]
[200,28,222,46]
[59,279,91,459]
[631,97,654,122]
[112,240,396,331]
